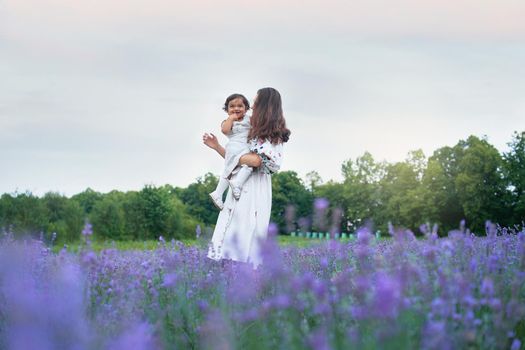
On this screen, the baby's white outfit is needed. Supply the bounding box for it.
[209,115,253,209]
[222,115,251,178]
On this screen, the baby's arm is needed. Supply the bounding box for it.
[221,113,242,135]
[203,133,225,158]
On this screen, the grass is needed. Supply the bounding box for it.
[50,234,359,253]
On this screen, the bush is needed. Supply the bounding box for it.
[91,192,127,240]
[0,192,48,237]
[42,192,84,243]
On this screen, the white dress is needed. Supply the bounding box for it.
[222,115,251,179]
[207,138,284,267]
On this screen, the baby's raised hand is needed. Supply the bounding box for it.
[228,111,243,121]
[203,133,219,149]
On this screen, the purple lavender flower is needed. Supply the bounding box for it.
[388,221,394,236]
[373,273,401,318]
[298,217,311,233]
[480,277,494,297]
[81,220,93,236]
[197,299,209,312]
[272,294,291,309]
[285,204,297,233]
[460,219,466,233]
[511,339,521,350]
[356,225,373,245]
[109,322,157,350]
[267,222,279,237]
[422,321,452,350]
[329,207,343,236]
[195,225,201,238]
[162,272,178,288]
[486,220,497,237]
[312,278,328,299]
[307,328,331,350]
[314,197,329,211]
[313,198,330,231]
[1,218,524,349]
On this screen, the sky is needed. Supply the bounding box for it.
[1,0,524,196]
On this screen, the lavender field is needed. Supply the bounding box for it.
[1,224,524,350]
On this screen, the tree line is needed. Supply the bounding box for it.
[1,132,523,242]
[310,132,525,235]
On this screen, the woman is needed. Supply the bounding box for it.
[202,87,290,267]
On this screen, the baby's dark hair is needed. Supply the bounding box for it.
[222,93,250,112]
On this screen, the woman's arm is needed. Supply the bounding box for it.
[202,132,262,166]
[202,133,225,158]
[239,153,262,167]
[247,140,283,174]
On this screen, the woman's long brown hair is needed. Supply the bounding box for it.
[248,87,291,144]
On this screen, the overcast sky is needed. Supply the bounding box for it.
[1,0,524,196]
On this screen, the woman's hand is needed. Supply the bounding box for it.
[203,133,219,150]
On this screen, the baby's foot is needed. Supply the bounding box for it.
[228,180,242,200]
[209,192,224,210]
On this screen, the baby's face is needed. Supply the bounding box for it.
[227,98,247,118]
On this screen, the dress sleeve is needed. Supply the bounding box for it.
[250,139,283,174]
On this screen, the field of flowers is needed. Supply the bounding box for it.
[0,224,524,350]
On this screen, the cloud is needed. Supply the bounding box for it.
[4,0,525,41]
[1,0,524,195]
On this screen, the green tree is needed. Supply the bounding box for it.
[174,173,219,227]
[341,152,384,231]
[122,186,184,240]
[314,181,347,232]
[91,191,127,240]
[378,160,422,232]
[0,192,48,237]
[271,171,313,233]
[140,185,176,238]
[42,192,84,243]
[305,170,323,191]
[71,188,103,216]
[453,136,509,233]
[419,159,453,232]
[427,146,465,232]
[504,131,525,225]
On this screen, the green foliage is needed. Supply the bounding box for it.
[379,161,424,231]
[339,152,384,231]
[0,185,203,244]
[91,186,200,241]
[425,147,464,232]
[138,185,179,239]
[1,131,524,241]
[452,136,509,232]
[42,192,84,242]
[91,191,127,240]
[174,172,219,227]
[0,192,47,236]
[314,181,347,231]
[271,171,313,233]
[315,134,523,235]
[305,170,323,191]
[71,188,103,215]
[504,131,525,225]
